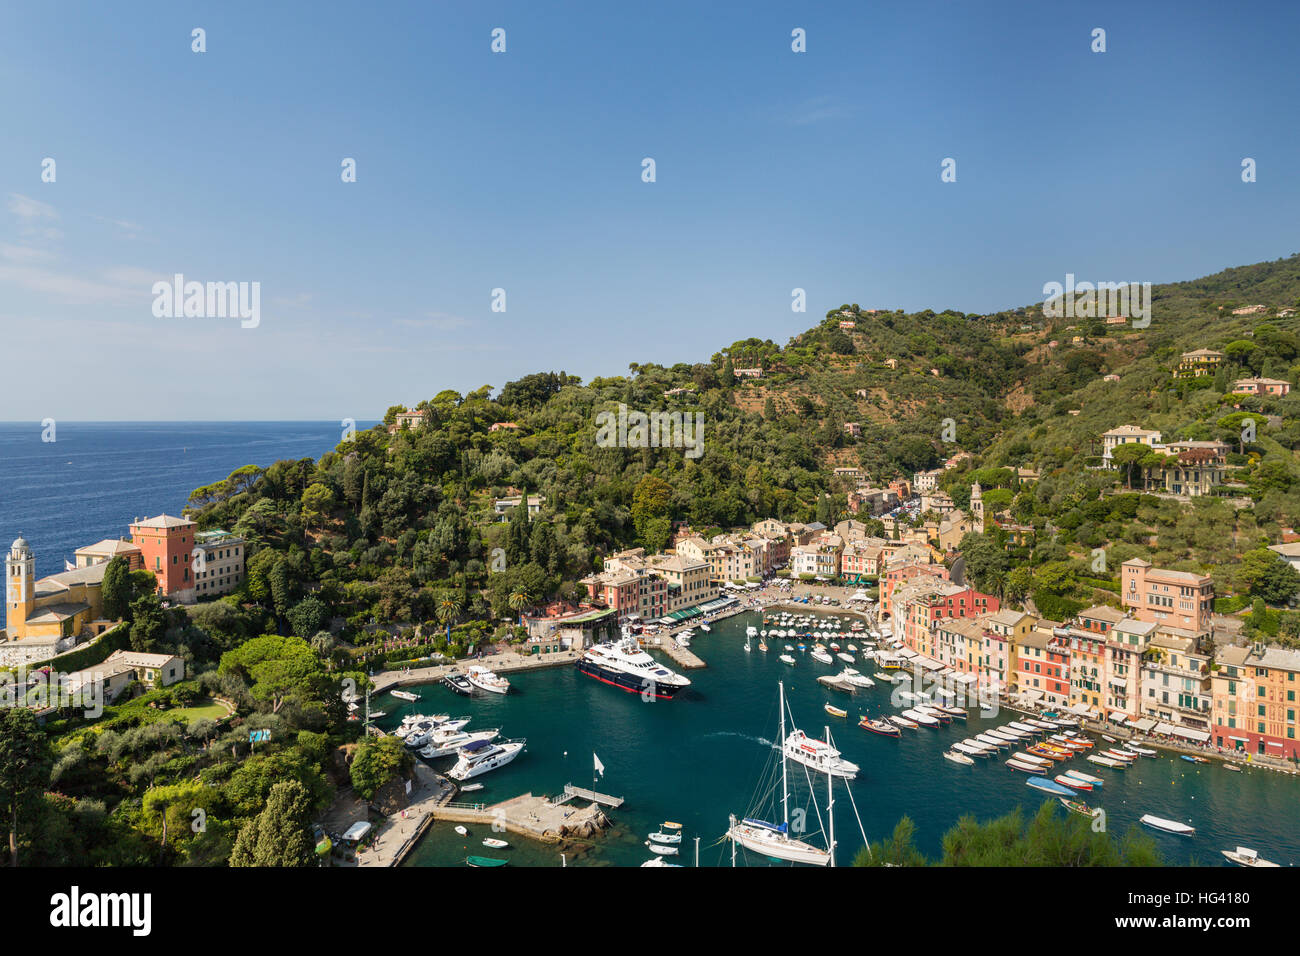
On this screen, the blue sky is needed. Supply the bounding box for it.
[2,0,1297,420]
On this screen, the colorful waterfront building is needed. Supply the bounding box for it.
[1015,627,1070,708]
[1120,559,1214,639]
[1104,617,1156,721]
[1211,643,1300,760]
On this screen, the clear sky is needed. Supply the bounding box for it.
[2,0,1297,421]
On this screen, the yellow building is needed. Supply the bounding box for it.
[3,536,118,667]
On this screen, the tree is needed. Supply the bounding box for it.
[0,709,53,866]
[128,594,166,653]
[1110,444,1149,490]
[288,596,329,639]
[300,482,335,530]
[101,556,131,620]
[229,780,316,867]
[349,735,410,801]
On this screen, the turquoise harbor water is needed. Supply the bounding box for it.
[394,610,1300,868]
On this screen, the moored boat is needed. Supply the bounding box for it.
[824,703,847,718]
[1180,754,1209,764]
[1221,846,1279,867]
[944,750,975,766]
[888,714,919,730]
[1140,814,1195,835]
[466,855,508,867]
[1027,776,1077,797]
[1055,773,1091,791]
[1059,798,1093,817]
[860,717,901,737]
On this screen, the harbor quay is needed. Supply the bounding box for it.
[431,790,614,845]
[369,647,581,696]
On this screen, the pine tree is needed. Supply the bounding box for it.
[229,780,316,867]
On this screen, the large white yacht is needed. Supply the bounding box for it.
[447,738,526,780]
[783,729,860,779]
[465,665,510,695]
[576,638,691,699]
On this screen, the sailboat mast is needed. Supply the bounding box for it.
[826,725,836,868]
[779,681,789,828]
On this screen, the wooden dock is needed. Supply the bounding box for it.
[557,783,625,808]
[654,636,705,669]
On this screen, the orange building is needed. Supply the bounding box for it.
[130,514,198,603]
[1120,559,1214,638]
[1212,644,1300,760]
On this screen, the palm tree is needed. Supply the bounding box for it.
[508,587,534,625]
[437,596,461,641]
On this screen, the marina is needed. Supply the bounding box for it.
[389,608,1299,867]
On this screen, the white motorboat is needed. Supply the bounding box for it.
[649,831,681,844]
[1141,814,1195,836]
[810,649,833,665]
[448,738,526,781]
[841,671,874,688]
[1221,846,1279,867]
[466,665,511,695]
[454,826,468,836]
[837,653,855,664]
[700,623,711,632]
[976,733,1011,749]
[944,750,975,766]
[645,841,679,856]
[390,689,419,702]
[482,838,509,849]
[900,708,939,727]
[779,654,796,666]
[420,728,500,759]
[640,857,682,867]
[784,729,859,779]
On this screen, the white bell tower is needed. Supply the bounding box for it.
[6,536,36,638]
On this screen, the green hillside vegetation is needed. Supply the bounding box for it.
[9,254,1300,866]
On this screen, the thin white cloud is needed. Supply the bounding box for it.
[7,193,58,221]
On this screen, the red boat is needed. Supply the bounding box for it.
[860,717,901,738]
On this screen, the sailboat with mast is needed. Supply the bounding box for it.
[725,681,839,866]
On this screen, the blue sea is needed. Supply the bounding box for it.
[0,421,366,578]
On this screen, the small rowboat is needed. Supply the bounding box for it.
[1087,754,1125,768]
[1123,743,1156,756]
[1140,814,1195,836]
[466,855,508,867]
[1101,734,1117,743]
[1223,763,1243,773]
[1180,754,1209,764]
[646,841,680,855]
[1027,776,1077,797]
[454,826,468,836]
[944,750,974,766]
[1055,773,1091,791]
[860,717,901,737]
[1005,758,1042,773]
[779,654,797,666]
[1059,798,1093,817]
[459,783,484,792]
[660,821,683,831]
[824,703,848,718]
[481,838,509,849]
[888,714,919,730]
[1061,769,1104,787]
[649,831,681,844]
